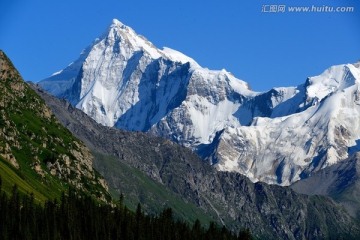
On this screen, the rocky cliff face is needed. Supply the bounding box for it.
[33,84,360,239]
[0,50,109,201]
[292,152,360,219]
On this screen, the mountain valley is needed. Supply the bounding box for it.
[32,81,360,239]
[1,17,360,239]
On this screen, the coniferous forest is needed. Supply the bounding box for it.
[0,176,251,240]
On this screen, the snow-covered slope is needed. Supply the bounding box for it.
[151,68,256,147]
[41,19,251,131]
[39,19,360,186]
[215,63,360,185]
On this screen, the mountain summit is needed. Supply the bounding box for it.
[39,18,252,138]
[39,19,360,186]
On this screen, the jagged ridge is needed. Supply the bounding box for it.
[39,19,360,186]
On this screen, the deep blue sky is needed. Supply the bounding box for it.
[1,0,359,91]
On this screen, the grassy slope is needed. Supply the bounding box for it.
[0,50,107,203]
[93,152,213,225]
[0,94,72,202]
[0,157,65,202]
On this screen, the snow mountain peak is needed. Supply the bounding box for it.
[102,18,163,60]
[111,18,125,28]
[39,19,360,186]
[40,18,249,128]
[305,63,360,101]
[104,19,200,66]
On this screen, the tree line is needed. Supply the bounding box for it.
[0,175,251,240]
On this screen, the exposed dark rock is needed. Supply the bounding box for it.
[292,153,360,219]
[32,83,360,239]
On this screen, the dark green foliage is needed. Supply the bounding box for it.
[238,228,252,240]
[0,183,250,240]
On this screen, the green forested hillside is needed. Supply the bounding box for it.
[0,176,248,240]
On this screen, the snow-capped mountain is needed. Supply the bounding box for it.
[39,19,360,186]
[40,19,254,143]
[215,63,360,185]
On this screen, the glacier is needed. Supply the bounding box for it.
[39,19,360,186]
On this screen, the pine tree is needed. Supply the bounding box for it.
[238,228,252,240]
[10,185,20,239]
[135,203,142,240]
[192,219,202,240]
[118,193,124,207]
[0,185,245,240]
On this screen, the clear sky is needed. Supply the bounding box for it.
[0,0,359,91]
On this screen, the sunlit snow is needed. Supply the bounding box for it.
[39,19,360,186]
